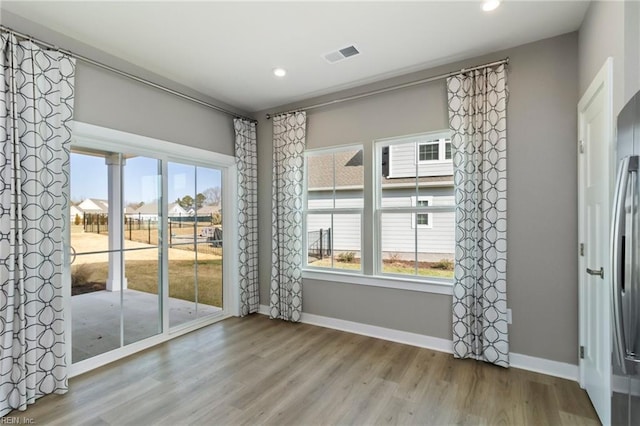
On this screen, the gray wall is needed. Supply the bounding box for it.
[624,1,640,101]
[578,0,640,113]
[257,33,580,364]
[1,10,248,155]
[578,1,625,116]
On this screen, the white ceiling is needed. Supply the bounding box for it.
[1,1,590,112]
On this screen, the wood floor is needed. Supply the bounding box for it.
[9,315,599,425]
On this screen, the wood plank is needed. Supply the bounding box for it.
[6,315,600,425]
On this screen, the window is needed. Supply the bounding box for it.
[302,130,454,287]
[417,138,452,163]
[378,131,455,280]
[418,142,439,161]
[304,146,364,272]
[412,196,433,228]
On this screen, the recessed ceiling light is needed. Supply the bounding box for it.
[273,68,287,77]
[482,0,501,12]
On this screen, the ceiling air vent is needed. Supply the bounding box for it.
[324,45,360,64]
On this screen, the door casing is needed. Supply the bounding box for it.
[578,57,614,425]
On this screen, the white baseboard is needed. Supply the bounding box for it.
[509,352,578,381]
[258,304,578,382]
[258,304,270,316]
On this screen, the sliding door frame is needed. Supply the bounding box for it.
[66,121,239,377]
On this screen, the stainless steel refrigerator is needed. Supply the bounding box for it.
[611,89,640,426]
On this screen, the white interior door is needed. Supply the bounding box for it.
[578,58,613,425]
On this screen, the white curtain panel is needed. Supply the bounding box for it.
[234,118,259,316]
[270,112,306,322]
[0,32,75,416]
[447,64,509,367]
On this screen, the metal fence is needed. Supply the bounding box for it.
[83,213,222,249]
[83,213,109,234]
[308,228,331,260]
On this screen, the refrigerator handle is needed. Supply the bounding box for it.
[611,156,637,373]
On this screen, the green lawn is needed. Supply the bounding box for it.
[72,259,222,307]
[308,258,454,279]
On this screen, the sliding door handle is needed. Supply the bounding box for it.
[69,246,77,265]
[586,267,604,279]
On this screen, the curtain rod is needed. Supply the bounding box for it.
[265,57,509,119]
[0,25,258,124]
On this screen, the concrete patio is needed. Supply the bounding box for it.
[72,289,221,362]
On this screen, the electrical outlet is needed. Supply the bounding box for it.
[507,308,512,324]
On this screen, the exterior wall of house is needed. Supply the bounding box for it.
[69,206,84,222]
[77,199,107,213]
[307,188,454,259]
[379,190,454,260]
[257,32,580,365]
[388,141,453,178]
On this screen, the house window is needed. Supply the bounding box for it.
[378,131,454,280]
[418,142,439,161]
[412,197,433,228]
[304,146,364,272]
[302,131,454,286]
[445,141,452,160]
[416,138,452,163]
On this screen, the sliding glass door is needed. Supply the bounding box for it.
[69,145,225,364]
[167,162,223,328]
[70,149,162,362]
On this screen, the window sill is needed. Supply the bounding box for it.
[302,269,453,295]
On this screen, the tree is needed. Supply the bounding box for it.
[202,186,221,205]
[196,193,206,209]
[74,214,81,226]
[179,195,194,209]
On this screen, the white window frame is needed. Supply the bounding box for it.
[417,140,440,162]
[411,195,434,229]
[303,145,364,273]
[444,140,453,160]
[65,121,239,377]
[375,130,454,282]
[416,138,452,163]
[301,131,455,296]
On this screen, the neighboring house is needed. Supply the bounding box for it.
[196,204,221,215]
[132,202,187,221]
[306,138,455,262]
[69,204,84,223]
[183,204,220,218]
[77,198,108,214]
[78,199,138,217]
[386,137,452,178]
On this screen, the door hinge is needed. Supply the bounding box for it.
[580,243,584,256]
[579,140,585,154]
[580,346,585,359]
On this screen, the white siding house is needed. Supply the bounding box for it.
[77,198,108,214]
[306,140,454,263]
[388,137,452,178]
[69,204,84,223]
[133,202,187,221]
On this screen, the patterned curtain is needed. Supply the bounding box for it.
[234,118,259,316]
[270,112,306,322]
[447,64,508,367]
[0,32,75,416]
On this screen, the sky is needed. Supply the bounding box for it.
[70,152,222,205]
